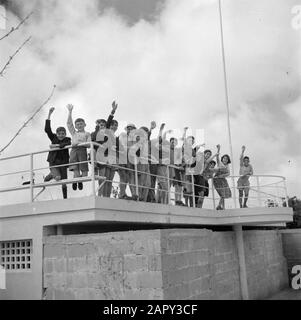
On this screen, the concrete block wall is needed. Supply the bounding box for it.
[244,231,288,299]
[43,229,288,300]
[161,230,287,300]
[161,230,240,300]
[281,229,301,286]
[211,232,241,300]
[43,231,163,300]
[161,229,213,300]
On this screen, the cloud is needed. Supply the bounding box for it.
[0,0,300,205]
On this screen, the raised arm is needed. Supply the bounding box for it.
[158,123,166,140]
[163,129,172,141]
[47,107,55,121]
[240,145,246,166]
[106,101,118,129]
[148,121,156,140]
[182,127,189,141]
[44,107,55,140]
[216,144,221,166]
[66,104,76,136]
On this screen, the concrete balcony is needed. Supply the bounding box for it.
[0,195,293,300]
[0,195,293,230]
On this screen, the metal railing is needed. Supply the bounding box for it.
[0,142,289,209]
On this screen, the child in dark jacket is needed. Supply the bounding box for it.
[44,107,71,199]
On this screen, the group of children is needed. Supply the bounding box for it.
[44,102,253,210]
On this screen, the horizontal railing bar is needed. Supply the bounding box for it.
[99,177,284,201]
[0,176,106,193]
[0,143,288,181]
[0,143,92,162]
[249,188,284,200]
[0,168,34,178]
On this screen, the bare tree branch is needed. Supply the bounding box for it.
[0,36,31,77]
[0,85,57,155]
[0,11,33,41]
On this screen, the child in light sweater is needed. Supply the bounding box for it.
[66,104,91,191]
[237,145,253,208]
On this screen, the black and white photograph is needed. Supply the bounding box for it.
[0,0,301,305]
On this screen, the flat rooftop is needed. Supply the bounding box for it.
[0,196,293,232]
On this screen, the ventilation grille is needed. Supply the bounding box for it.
[0,240,32,271]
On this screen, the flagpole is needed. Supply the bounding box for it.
[218,0,235,182]
[218,0,249,300]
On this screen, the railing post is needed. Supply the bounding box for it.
[211,180,216,210]
[90,142,96,196]
[30,153,34,202]
[231,176,237,209]
[256,176,261,207]
[191,173,196,208]
[134,158,139,200]
[283,178,289,207]
[167,166,171,205]
[276,181,280,207]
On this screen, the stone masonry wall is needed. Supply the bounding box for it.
[43,229,288,300]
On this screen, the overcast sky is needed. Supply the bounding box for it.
[0,0,300,204]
